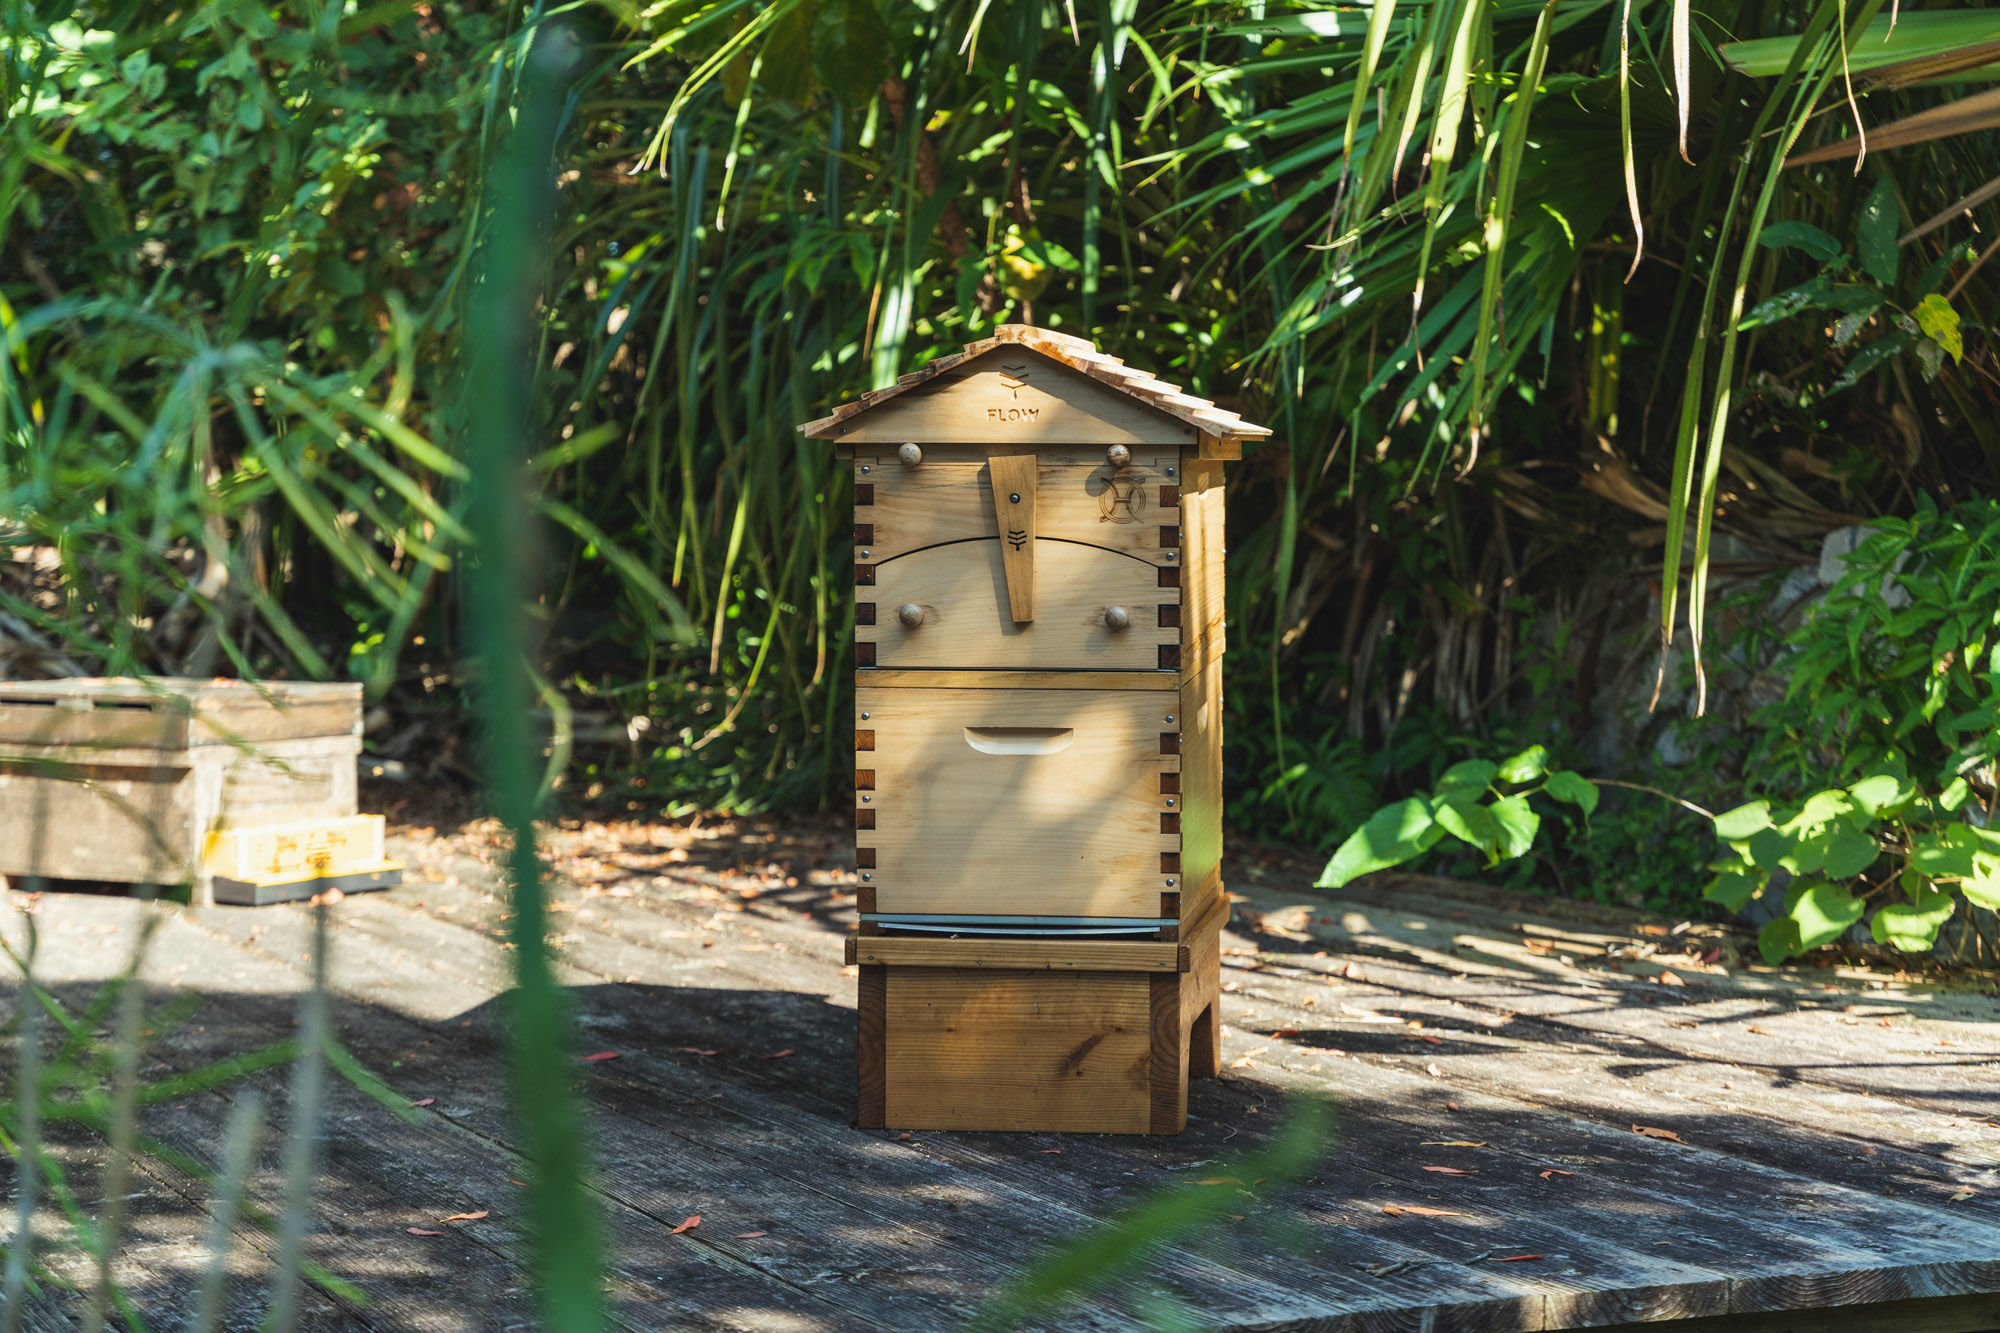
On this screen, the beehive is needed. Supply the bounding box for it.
[803,325,1269,1133]
[0,678,369,905]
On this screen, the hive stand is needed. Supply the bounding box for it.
[802,325,1270,1134]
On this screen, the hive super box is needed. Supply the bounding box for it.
[0,678,383,906]
[802,325,1269,1133]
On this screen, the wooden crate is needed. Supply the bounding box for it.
[0,678,363,905]
[846,902,1224,1134]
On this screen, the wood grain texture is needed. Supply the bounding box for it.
[848,937,1185,972]
[856,686,1178,918]
[856,539,1176,670]
[883,966,1153,1132]
[1178,638,1224,924]
[1150,971,1188,1133]
[1593,1291,2000,1333]
[1179,458,1227,668]
[855,668,1175,691]
[854,452,1181,565]
[987,454,1039,622]
[826,348,1196,446]
[857,964,887,1127]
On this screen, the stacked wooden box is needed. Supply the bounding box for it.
[804,325,1269,1134]
[0,678,376,905]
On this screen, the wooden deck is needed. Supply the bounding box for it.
[7,814,2000,1332]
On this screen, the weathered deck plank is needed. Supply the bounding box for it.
[2,815,1997,1331]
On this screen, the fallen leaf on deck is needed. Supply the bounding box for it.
[1196,1177,1245,1186]
[441,1211,489,1223]
[580,1051,621,1062]
[1701,948,1723,964]
[1229,1056,1257,1069]
[1039,1149,1062,1154]
[1222,982,1241,993]
[764,1049,795,1059]
[1422,1166,1475,1175]
[1302,1046,1347,1057]
[1425,1063,1443,1077]
[1339,1004,1399,1023]
[1632,1125,1685,1143]
[410,1098,437,1108]
[669,1216,702,1235]
[1403,1033,1444,1044]
[675,1048,721,1056]
[1446,1102,1460,1112]
[1746,1025,1769,1034]
[1539,1169,1574,1178]
[1382,1205,1471,1218]
[1949,1189,1978,1203]
[1270,1027,1301,1038]
[1492,1254,1547,1262]
[1939,1040,1957,1047]
[732,1232,768,1239]
[1421,1141,1487,1148]
[1338,962,1361,979]
[1656,971,1685,986]
[407,1228,447,1237]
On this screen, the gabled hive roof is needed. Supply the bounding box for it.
[797,324,1272,443]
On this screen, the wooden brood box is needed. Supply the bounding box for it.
[0,678,365,906]
[802,325,1268,1134]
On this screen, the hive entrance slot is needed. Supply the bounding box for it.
[962,726,1074,755]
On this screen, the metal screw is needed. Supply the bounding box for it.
[1165,466,1176,477]
[1166,798,1175,808]
[1165,714,1175,723]
[862,795,871,803]
[861,712,871,720]
[1165,878,1176,887]
[860,464,871,474]
[1166,551,1177,561]
[1009,492,1021,504]
[860,550,871,558]
[861,872,872,882]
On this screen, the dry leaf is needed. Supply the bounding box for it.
[675,1047,721,1056]
[1421,1141,1487,1147]
[1863,1147,1878,1156]
[1746,1025,1770,1035]
[732,1231,768,1239]
[1422,1166,1475,1175]
[1382,1204,1472,1218]
[1492,1253,1547,1262]
[1540,1169,1574,1179]
[1339,1004,1399,1023]
[764,1049,795,1059]
[410,1097,437,1108]
[1632,1124,1686,1143]
[1039,1149,1062,1154]
[1656,971,1685,986]
[1222,981,1242,993]
[1228,1055,1257,1069]
[1270,1027,1301,1038]
[1446,1102,1460,1112]
[1939,1039,1958,1047]
[1196,1177,1246,1186]
[897,1132,912,1140]
[1949,1188,1978,1203]
[441,1211,489,1223]
[1425,1063,1443,1077]
[669,1216,702,1235]
[406,1227,446,1237]
[1403,1033,1444,1045]
[580,1051,621,1062]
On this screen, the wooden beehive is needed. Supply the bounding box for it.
[0,678,365,905]
[802,324,1269,1133]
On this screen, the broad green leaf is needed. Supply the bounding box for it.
[1857,176,1899,285]
[1488,795,1540,861]
[1747,827,1804,874]
[1914,294,1963,364]
[1964,853,2000,911]
[1720,11,2000,78]
[1755,222,1842,263]
[1784,790,1855,833]
[1941,777,1974,812]
[1871,885,1955,952]
[759,0,818,104]
[811,0,891,109]
[1543,770,1599,816]
[1758,916,1801,967]
[1786,880,1866,953]
[1704,866,1765,913]
[1820,827,1881,879]
[1317,799,1444,889]
[1911,825,1980,878]
[1435,759,1499,795]
[1713,801,1772,842]
[1846,772,1915,816]
[1494,745,1549,785]
[1432,798,1500,859]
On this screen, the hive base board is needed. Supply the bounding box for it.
[855,907,1221,1134]
[210,864,401,907]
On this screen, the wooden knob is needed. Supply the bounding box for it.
[897,603,924,628]
[898,443,923,466]
[1106,444,1131,469]
[1104,605,1131,631]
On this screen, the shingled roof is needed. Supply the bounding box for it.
[797,324,1272,444]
